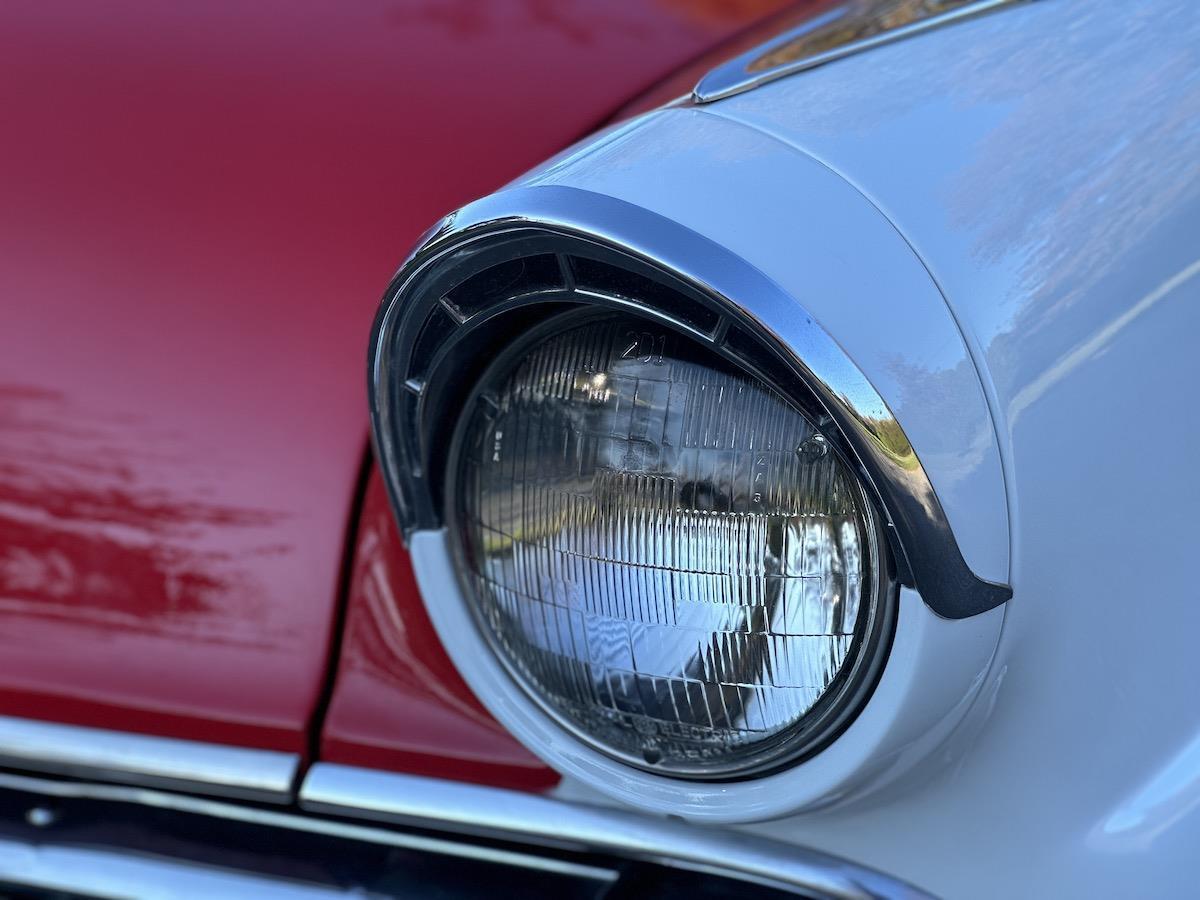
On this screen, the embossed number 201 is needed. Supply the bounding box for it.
[621,331,666,365]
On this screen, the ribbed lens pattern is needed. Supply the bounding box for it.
[455,316,874,776]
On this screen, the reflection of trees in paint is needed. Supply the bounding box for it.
[0,384,286,635]
[747,0,960,73]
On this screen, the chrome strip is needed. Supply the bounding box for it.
[300,762,932,899]
[0,715,299,803]
[0,836,359,900]
[0,769,618,883]
[369,185,1010,618]
[694,0,1035,103]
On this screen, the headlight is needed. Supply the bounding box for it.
[448,311,889,778]
[370,133,1011,819]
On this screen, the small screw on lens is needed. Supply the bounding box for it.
[797,433,829,460]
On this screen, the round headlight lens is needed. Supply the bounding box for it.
[451,313,886,778]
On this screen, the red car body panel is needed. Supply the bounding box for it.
[320,469,557,791]
[0,1,791,760]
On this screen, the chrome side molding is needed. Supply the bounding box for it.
[0,763,928,898]
[0,834,360,899]
[0,769,618,884]
[0,715,299,803]
[300,762,932,899]
[694,0,1036,103]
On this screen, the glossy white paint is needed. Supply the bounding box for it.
[411,529,1002,822]
[523,110,1012,588]
[693,1,1200,897]
[457,0,1200,896]
[400,0,1200,895]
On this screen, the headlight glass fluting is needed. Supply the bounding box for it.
[450,313,886,778]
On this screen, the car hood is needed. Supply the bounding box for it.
[0,0,792,751]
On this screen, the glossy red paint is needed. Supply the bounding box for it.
[0,1,794,756]
[320,469,557,791]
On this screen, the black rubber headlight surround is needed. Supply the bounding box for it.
[447,311,892,779]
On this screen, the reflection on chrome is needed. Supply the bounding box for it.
[695,0,1029,102]
[453,314,880,778]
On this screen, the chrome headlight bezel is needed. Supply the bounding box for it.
[369,193,1008,620]
[369,185,1011,819]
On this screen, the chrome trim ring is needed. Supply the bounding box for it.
[368,185,1010,618]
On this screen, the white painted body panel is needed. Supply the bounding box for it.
[524,110,1012,587]
[483,0,1200,895]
